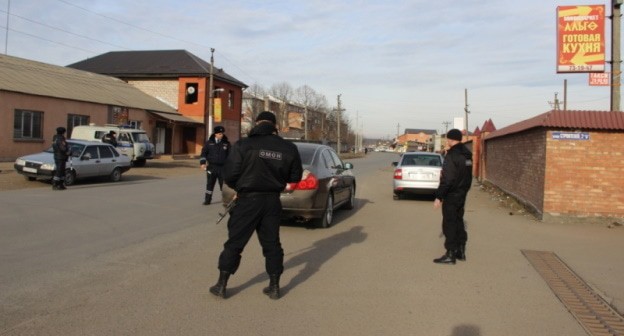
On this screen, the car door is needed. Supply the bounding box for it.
[326,149,350,204]
[96,145,116,175]
[76,145,100,178]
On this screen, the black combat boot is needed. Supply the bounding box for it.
[58,180,67,190]
[52,180,61,190]
[203,195,212,205]
[456,244,466,261]
[209,271,230,298]
[433,250,456,265]
[262,274,281,300]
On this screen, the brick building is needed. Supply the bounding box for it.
[0,54,193,161]
[68,50,247,156]
[480,110,624,220]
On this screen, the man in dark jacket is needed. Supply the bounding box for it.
[52,127,72,190]
[433,129,473,264]
[101,131,118,147]
[209,111,303,300]
[199,126,230,205]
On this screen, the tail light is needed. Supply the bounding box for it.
[393,168,403,180]
[289,170,318,190]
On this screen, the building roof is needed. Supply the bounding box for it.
[67,50,247,88]
[481,119,497,133]
[405,128,437,135]
[0,54,182,114]
[485,110,624,140]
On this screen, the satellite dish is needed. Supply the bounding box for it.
[187,86,196,94]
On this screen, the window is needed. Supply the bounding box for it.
[98,146,114,159]
[128,120,142,129]
[185,83,198,104]
[67,114,90,137]
[84,146,99,159]
[228,90,234,109]
[14,109,43,140]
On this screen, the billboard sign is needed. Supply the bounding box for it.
[589,72,610,86]
[557,5,605,73]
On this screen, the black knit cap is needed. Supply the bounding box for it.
[446,129,463,141]
[56,127,66,134]
[256,111,276,124]
[213,126,225,134]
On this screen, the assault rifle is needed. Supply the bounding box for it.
[216,199,236,224]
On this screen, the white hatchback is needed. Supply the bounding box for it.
[392,152,443,200]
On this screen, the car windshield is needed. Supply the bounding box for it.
[401,154,441,167]
[131,133,150,143]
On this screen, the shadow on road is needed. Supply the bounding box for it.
[228,226,367,298]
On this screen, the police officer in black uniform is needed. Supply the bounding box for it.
[209,111,303,300]
[52,127,71,190]
[102,131,118,147]
[199,126,230,205]
[433,129,473,264]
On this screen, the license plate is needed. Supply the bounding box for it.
[410,173,431,180]
[23,167,37,173]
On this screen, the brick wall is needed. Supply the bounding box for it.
[484,128,546,216]
[544,130,624,218]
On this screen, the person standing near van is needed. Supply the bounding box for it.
[199,126,230,205]
[102,131,118,147]
[52,127,71,190]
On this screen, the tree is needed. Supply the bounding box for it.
[269,82,293,131]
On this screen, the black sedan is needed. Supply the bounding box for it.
[223,142,356,228]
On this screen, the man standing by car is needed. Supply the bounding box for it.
[101,130,118,147]
[209,111,302,300]
[433,129,473,265]
[52,127,71,190]
[199,126,230,205]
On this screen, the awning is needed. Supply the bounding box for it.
[149,111,204,125]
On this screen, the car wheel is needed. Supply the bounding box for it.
[26,176,36,181]
[64,169,76,186]
[393,192,402,200]
[344,185,355,210]
[110,167,122,182]
[317,193,334,228]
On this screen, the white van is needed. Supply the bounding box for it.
[71,124,155,166]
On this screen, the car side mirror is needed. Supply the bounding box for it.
[392,162,398,167]
[82,153,91,160]
[344,162,354,170]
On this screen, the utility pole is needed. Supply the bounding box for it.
[464,88,470,134]
[611,0,622,111]
[396,123,400,139]
[442,121,451,133]
[304,106,308,140]
[206,48,215,140]
[336,94,344,153]
[563,79,567,111]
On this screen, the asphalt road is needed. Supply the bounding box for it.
[0,152,622,336]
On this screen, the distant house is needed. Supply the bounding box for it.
[396,129,437,151]
[481,110,624,220]
[0,54,195,161]
[68,50,247,155]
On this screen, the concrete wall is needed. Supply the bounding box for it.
[544,130,624,218]
[484,128,547,217]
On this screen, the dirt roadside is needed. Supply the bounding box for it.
[0,159,200,191]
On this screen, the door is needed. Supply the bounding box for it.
[155,127,166,154]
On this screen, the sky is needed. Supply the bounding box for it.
[0,0,618,139]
